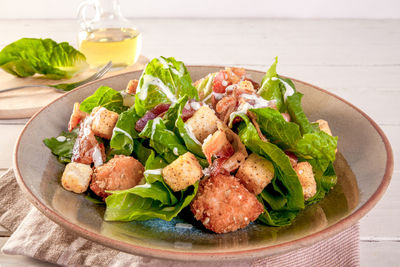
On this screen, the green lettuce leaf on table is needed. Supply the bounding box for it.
[0,38,88,79]
[104,152,198,222]
[79,86,128,114]
[134,56,198,116]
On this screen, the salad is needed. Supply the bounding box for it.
[44,57,338,234]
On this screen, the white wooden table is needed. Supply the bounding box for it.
[0,19,399,266]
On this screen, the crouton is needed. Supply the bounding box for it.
[162,152,203,192]
[238,80,255,93]
[294,162,317,200]
[126,79,139,94]
[61,162,93,193]
[90,155,144,198]
[90,107,119,139]
[235,153,274,195]
[191,174,264,234]
[185,106,219,143]
[316,119,333,136]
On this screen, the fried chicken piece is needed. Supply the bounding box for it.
[90,155,144,199]
[191,174,264,234]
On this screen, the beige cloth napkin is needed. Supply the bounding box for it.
[0,169,360,266]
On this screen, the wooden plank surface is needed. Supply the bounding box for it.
[0,18,399,266]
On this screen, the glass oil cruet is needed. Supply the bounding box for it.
[77,0,142,68]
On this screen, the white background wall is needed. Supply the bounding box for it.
[0,0,399,19]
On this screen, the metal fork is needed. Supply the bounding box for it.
[0,61,112,93]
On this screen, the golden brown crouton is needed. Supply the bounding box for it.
[294,162,317,200]
[61,162,93,193]
[90,155,144,198]
[162,152,203,192]
[125,79,139,94]
[235,154,274,195]
[238,80,255,93]
[191,174,264,234]
[316,119,333,136]
[185,106,219,143]
[90,107,119,139]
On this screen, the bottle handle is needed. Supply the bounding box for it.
[77,0,97,30]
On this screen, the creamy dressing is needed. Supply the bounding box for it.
[135,183,151,188]
[212,92,225,100]
[173,147,179,156]
[228,102,253,127]
[225,84,237,92]
[202,167,211,177]
[157,57,184,76]
[279,78,295,100]
[112,127,133,141]
[259,77,295,101]
[138,75,177,103]
[184,123,202,145]
[151,117,162,139]
[175,223,193,229]
[56,136,66,142]
[240,93,273,109]
[190,101,201,110]
[92,145,103,167]
[144,169,163,175]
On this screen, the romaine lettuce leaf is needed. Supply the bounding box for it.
[250,107,302,150]
[80,86,127,114]
[132,140,153,166]
[286,92,318,135]
[135,57,198,116]
[295,131,338,171]
[163,96,205,158]
[108,107,140,156]
[104,151,198,222]
[195,73,215,103]
[305,162,337,205]
[250,107,337,171]
[258,57,296,112]
[138,117,188,164]
[0,38,88,79]
[236,113,304,211]
[43,128,78,163]
[104,182,198,222]
[257,208,299,227]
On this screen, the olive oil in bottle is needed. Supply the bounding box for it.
[78,28,142,68]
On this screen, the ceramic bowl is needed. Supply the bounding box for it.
[13,66,393,261]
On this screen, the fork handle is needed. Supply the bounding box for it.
[0,85,53,94]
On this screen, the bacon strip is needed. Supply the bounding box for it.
[135,103,171,132]
[248,111,268,142]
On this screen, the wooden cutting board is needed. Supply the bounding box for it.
[0,55,149,119]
